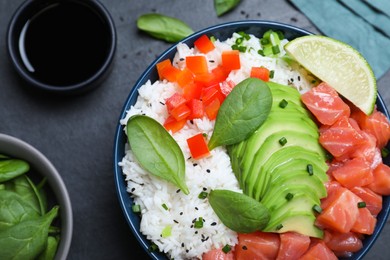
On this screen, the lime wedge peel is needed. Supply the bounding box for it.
[284,35,377,115]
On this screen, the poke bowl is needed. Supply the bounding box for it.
[0,133,73,260]
[113,20,390,260]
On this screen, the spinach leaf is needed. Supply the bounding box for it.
[0,206,59,260]
[214,0,241,16]
[4,175,46,215]
[37,236,59,260]
[0,190,40,231]
[137,13,194,43]
[208,189,270,233]
[208,78,272,150]
[0,158,29,182]
[126,115,189,194]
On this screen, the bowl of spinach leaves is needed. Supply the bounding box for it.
[0,133,72,260]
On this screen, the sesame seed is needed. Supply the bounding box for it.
[211,222,217,226]
[193,163,198,167]
[206,169,211,173]
[181,243,185,247]
[195,207,199,210]
[173,220,179,223]
[242,245,248,250]
[176,189,181,193]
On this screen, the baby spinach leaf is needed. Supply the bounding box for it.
[4,175,45,215]
[126,115,189,194]
[0,190,40,231]
[0,206,59,260]
[0,158,29,182]
[214,0,241,16]
[209,189,270,233]
[37,236,59,260]
[208,78,272,150]
[137,13,194,42]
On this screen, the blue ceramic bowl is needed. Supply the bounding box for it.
[113,20,390,259]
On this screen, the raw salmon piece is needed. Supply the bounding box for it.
[351,132,382,170]
[276,232,310,260]
[235,232,280,260]
[202,248,234,260]
[323,230,363,256]
[367,163,390,195]
[330,157,374,188]
[319,116,366,159]
[352,108,390,149]
[316,187,361,233]
[320,181,342,210]
[351,186,382,216]
[300,240,338,260]
[351,207,377,235]
[301,82,350,125]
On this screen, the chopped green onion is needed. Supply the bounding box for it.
[198,191,208,199]
[269,70,275,79]
[235,37,244,44]
[358,201,366,208]
[202,133,208,138]
[162,203,169,210]
[279,137,287,146]
[285,193,294,201]
[260,38,270,45]
[325,152,334,161]
[210,36,216,43]
[258,49,264,56]
[194,217,204,228]
[149,243,159,252]
[161,225,172,238]
[276,31,284,40]
[132,204,141,213]
[276,224,283,230]
[238,31,250,40]
[272,45,280,54]
[279,99,288,108]
[307,164,314,176]
[312,204,322,214]
[222,244,231,253]
[382,147,389,157]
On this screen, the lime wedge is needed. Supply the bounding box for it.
[285,35,377,115]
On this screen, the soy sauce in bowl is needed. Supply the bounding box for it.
[7,0,116,94]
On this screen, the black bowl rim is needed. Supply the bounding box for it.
[113,20,390,260]
[6,0,117,94]
[0,133,73,260]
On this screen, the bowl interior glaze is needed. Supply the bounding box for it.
[114,20,390,260]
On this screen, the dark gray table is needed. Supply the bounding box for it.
[1,0,389,259]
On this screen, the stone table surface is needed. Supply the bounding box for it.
[0,0,389,259]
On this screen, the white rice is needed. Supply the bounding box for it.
[119,32,315,260]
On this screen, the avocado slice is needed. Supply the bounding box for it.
[244,130,325,198]
[239,114,319,190]
[263,211,324,238]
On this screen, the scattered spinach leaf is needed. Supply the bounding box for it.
[0,190,40,231]
[0,206,59,260]
[137,13,194,43]
[126,115,189,194]
[208,78,272,150]
[214,0,241,16]
[209,189,270,233]
[37,236,59,260]
[0,158,29,182]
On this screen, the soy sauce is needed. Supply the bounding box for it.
[19,1,111,86]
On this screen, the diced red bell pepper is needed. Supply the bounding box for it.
[186,55,208,75]
[250,67,270,81]
[156,59,180,82]
[163,116,186,133]
[176,68,194,88]
[187,99,204,119]
[204,98,220,120]
[166,93,187,113]
[220,80,235,96]
[221,50,240,71]
[183,82,203,101]
[194,34,215,54]
[170,104,191,121]
[187,133,210,159]
[201,85,225,106]
[194,66,229,87]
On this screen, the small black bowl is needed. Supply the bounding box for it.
[7,0,116,95]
